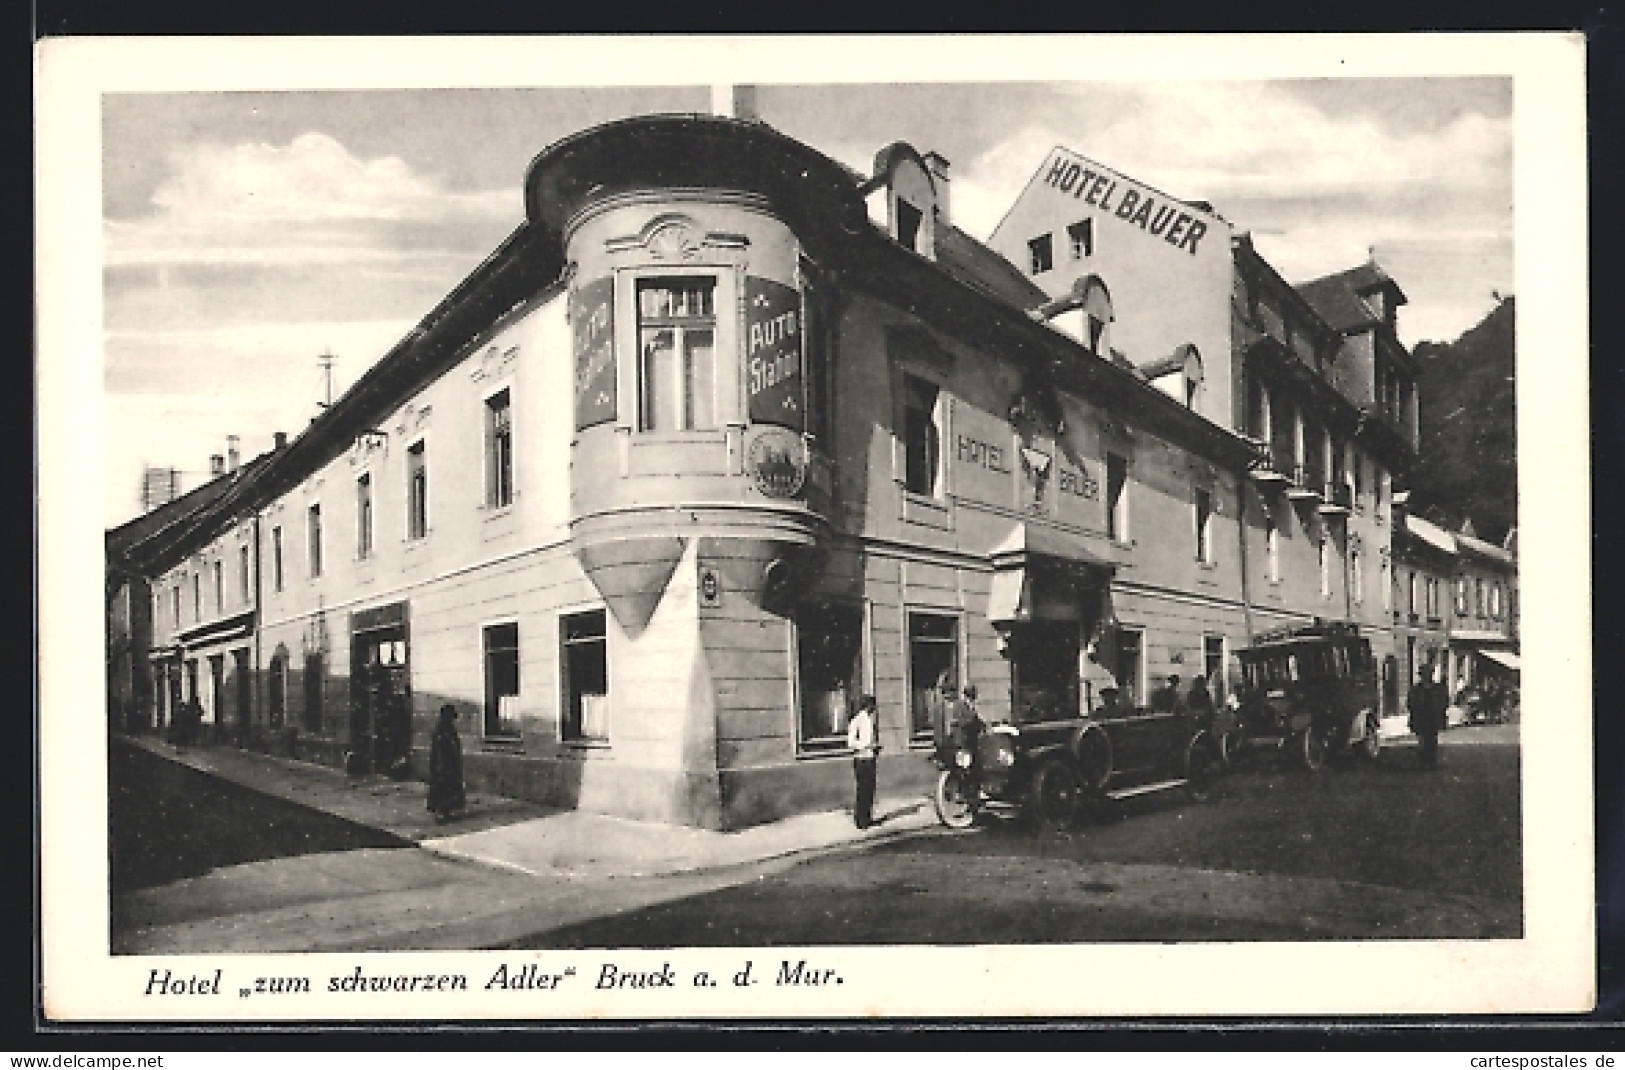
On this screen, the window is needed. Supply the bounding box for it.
[908,613,959,743]
[1194,487,1214,564]
[307,504,323,578]
[1203,634,1226,702]
[1490,583,1503,619]
[901,375,941,497]
[1319,538,1332,599]
[1113,626,1146,708]
[1475,578,1485,618]
[271,527,284,592]
[1352,452,1365,509]
[561,610,609,743]
[302,652,323,731]
[896,200,923,252]
[795,602,865,752]
[1266,515,1281,583]
[1408,570,1420,616]
[1351,549,1364,603]
[1426,577,1440,619]
[1106,453,1130,543]
[192,572,201,620]
[1381,555,1392,611]
[485,389,514,507]
[213,560,223,613]
[482,622,521,739]
[239,544,251,603]
[1067,219,1093,260]
[407,440,428,540]
[172,586,181,627]
[1027,233,1054,275]
[637,278,716,432]
[356,473,374,560]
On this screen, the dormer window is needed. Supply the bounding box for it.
[1027,234,1054,275]
[896,200,923,252]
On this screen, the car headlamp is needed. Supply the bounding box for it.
[954,750,973,769]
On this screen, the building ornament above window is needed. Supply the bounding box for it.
[604,213,752,261]
[393,401,432,438]
[348,429,389,466]
[469,344,520,383]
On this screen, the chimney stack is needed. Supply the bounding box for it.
[274,431,288,450]
[209,454,225,477]
[710,84,759,122]
[923,151,951,226]
[227,434,241,472]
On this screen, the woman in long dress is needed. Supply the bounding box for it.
[427,704,466,821]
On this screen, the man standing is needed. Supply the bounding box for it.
[847,695,880,829]
[1409,660,1445,770]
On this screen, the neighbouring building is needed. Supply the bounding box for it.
[114,109,1457,829]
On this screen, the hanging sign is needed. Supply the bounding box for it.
[571,277,616,430]
[745,275,804,431]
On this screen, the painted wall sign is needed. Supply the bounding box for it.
[747,426,808,499]
[571,277,616,430]
[1040,150,1212,258]
[949,401,1017,508]
[745,275,803,431]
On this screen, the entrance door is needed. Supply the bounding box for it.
[1008,621,1080,724]
[233,648,252,744]
[208,655,225,741]
[349,604,412,771]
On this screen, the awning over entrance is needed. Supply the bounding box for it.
[1479,649,1521,672]
[987,522,1116,628]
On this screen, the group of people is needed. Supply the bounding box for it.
[165,697,204,751]
[842,678,987,830]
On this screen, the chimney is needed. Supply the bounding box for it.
[209,454,225,477]
[710,84,759,122]
[923,151,951,226]
[227,434,241,472]
[274,431,288,450]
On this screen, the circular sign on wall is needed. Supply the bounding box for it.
[747,427,809,499]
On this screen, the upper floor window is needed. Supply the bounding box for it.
[1408,570,1419,615]
[485,389,514,508]
[308,503,324,578]
[1106,453,1130,543]
[239,544,251,603]
[1194,487,1214,564]
[172,586,181,627]
[1319,539,1332,599]
[271,526,284,593]
[637,278,716,432]
[1067,219,1093,260]
[901,375,942,497]
[1351,549,1364,603]
[1266,515,1281,583]
[356,473,374,560]
[212,559,223,613]
[1475,578,1485,617]
[1456,577,1470,616]
[1490,582,1503,620]
[407,440,428,541]
[1027,233,1054,275]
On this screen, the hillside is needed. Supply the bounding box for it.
[1406,297,1517,546]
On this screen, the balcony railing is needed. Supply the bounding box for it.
[1246,440,1291,486]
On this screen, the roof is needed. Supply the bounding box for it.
[935,224,1050,311]
[1457,531,1516,566]
[1295,260,1408,334]
[1402,513,1459,556]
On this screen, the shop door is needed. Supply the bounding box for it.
[349,603,412,772]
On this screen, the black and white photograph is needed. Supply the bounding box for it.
[38,34,1591,1021]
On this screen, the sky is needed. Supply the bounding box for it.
[100,77,1514,528]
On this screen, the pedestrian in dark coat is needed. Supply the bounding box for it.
[1408,668,1445,770]
[427,704,466,821]
[847,695,879,829]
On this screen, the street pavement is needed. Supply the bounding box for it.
[111,723,1520,951]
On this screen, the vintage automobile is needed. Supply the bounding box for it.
[931,694,1221,832]
[1228,619,1382,772]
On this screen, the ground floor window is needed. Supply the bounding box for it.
[1113,626,1145,708]
[908,612,958,743]
[483,622,521,739]
[561,610,609,743]
[1203,634,1226,702]
[302,652,323,731]
[795,601,865,752]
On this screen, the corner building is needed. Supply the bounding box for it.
[137,114,1408,829]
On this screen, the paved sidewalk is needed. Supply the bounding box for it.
[120,735,937,879]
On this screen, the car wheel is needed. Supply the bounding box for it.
[1028,758,1081,833]
[1185,735,1219,802]
[1356,712,1382,761]
[1298,727,1327,773]
[1075,725,1113,794]
[933,769,976,830]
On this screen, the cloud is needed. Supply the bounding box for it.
[105,133,518,269]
